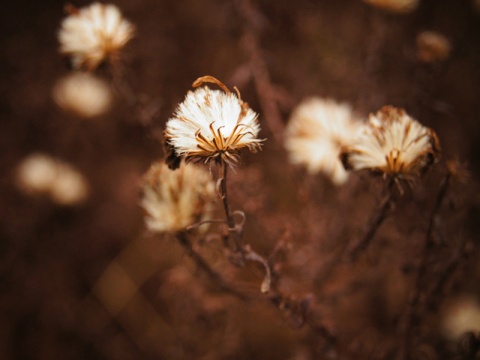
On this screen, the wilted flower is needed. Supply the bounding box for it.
[53,72,113,118]
[141,162,216,233]
[341,106,440,178]
[16,153,89,205]
[285,97,362,185]
[416,31,452,63]
[362,0,419,13]
[164,76,263,167]
[58,3,134,70]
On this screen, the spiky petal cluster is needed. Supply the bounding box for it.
[164,76,262,167]
[141,162,216,233]
[285,98,362,185]
[341,106,440,178]
[58,3,134,70]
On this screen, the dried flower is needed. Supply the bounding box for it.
[416,31,452,63]
[341,106,440,178]
[58,3,134,70]
[53,72,113,118]
[164,76,263,167]
[16,153,89,205]
[141,162,216,233]
[362,0,419,13]
[285,97,362,185]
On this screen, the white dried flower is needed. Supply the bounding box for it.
[362,0,419,13]
[58,3,134,70]
[53,72,113,118]
[16,153,89,205]
[164,76,263,167]
[416,31,452,63]
[341,106,440,178]
[285,98,362,185]
[141,162,216,233]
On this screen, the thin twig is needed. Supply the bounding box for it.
[397,171,452,360]
[175,231,249,301]
[349,178,396,261]
[236,0,285,144]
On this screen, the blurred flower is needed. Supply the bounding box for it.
[441,296,480,340]
[141,162,216,233]
[16,153,89,205]
[416,31,452,63]
[53,72,113,118]
[58,3,134,70]
[362,0,419,13]
[341,106,440,178]
[164,76,262,167]
[284,97,362,185]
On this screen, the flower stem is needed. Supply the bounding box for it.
[397,171,452,360]
[349,178,395,261]
[219,161,243,252]
[176,231,248,301]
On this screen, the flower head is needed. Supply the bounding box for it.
[164,76,263,167]
[341,106,440,178]
[58,3,134,70]
[141,162,216,233]
[285,97,362,185]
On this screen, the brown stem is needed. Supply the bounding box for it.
[397,172,452,360]
[219,161,243,253]
[176,231,248,301]
[349,178,395,261]
[236,0,285,144]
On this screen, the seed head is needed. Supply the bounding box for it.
[164,76,263,168]
[141,162,216,233]
[341,106,440,178]
[58,3,134,70]
[285,97,362,185]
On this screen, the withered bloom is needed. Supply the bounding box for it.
[164,76,263,167]
[341,106,440,178]
[58,3,134,70]
[285,97,362,185]
[141,162,216,233]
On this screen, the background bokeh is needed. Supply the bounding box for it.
[1,0,480,359]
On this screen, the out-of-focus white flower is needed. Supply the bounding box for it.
[58,3,134,70]
[416,31,452,63]
[284,97,362,185]
[341,106,440,178]
[16,153,89,205]
[362,0,419,13]
[441,296,480,340]
[53,72,113,118]
[141,162,216,233]
[164,76,263,167]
